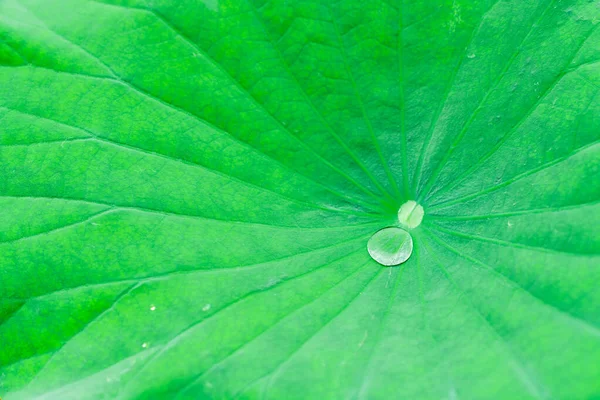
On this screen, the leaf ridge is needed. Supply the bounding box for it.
[424,228,600,339]
[26,282,142,388]
[5,233,370,304]
[411,0,501,196]
[428,200,600,221]
[6,12,379,210]
[417,0,559,201]
[88,0,389,204]
[421,232,550,400]
[428,139,600,211]
[0,208,113,244]
[327,2,402,199]
[3,98,358,214]
[397,0,410,198]
[243,0,400,205]
[120,250,369,398]
[0,137,94,147]
[256,268,385,399]
[179,262,382,399]
[428,24,600,201]
[430,223,600,257]
[355,265,406,399]
[0,195,380,227]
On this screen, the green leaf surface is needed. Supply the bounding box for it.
[1,0,599,398]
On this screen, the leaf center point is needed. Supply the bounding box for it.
[397,200,424,229]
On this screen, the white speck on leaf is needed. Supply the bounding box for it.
[202,304,211,312]
[358,332,368,348]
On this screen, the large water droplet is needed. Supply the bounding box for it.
[367,227,413,266]
[398,200,424,229]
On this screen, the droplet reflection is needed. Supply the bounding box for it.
[398,200,424,229]
[367,227,413,266]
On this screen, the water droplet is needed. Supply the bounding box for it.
[367,227,413,266]
[202,304,211,311]
[397,200,424,229]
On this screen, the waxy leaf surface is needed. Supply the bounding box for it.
[1,0,599,399]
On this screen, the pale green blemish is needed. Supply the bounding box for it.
[367,227,413,267]
[398,200,424,229]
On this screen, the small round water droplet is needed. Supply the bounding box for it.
[367,227,413,266]
[398,200,424,229]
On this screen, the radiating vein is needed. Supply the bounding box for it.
[411,0,500,196]
[397,0,410,198]
[424,227,600,338]
[428,24,600,201]
[430,223,599,257]
[24,250,365,393]
[28,282,141,384]
[256,268,385,399]
[0,351,53,372]
[0,300,25,327]
[86,0,386,204]
[2,98,368,215]
[428,200,600,221]
[413,236,461,397]
[121,249,368,397]
[0,194,383,227]
[245,0,397,203]
[417,0,558,201]
[327,1,402,199]
[0,137,94,147]
[0,95,378,212]
[4,233,371,304]
[428,139,600,211]
[10,5,378,210]
[0,208,113,244]
[177,261,382,399]
[421,231,550,400]
[355,264,406,399]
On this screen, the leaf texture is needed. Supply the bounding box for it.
[0,0,599,399]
